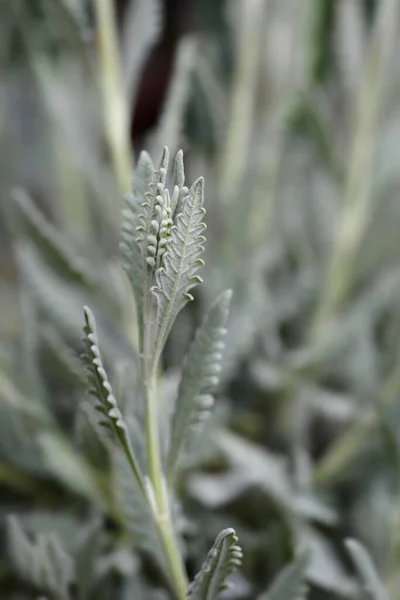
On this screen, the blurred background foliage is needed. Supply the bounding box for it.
[1,0,400,598]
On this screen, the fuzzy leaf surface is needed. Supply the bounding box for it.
[167,289,231,482]
[121,150,155,334]
[81,306,144,491]
[112,448,170,580]
[187,528,243,600]
[151,176,206,363]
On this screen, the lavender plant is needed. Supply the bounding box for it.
[6,144,393,600]
[82,147,238,599]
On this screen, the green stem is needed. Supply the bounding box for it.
[156,509,189,600]
[142,318,188,599]
[219,0,266,206]
[145,370,164,505]
[94,0,133,195]
[311,0,399,339]
[144,370,188,599]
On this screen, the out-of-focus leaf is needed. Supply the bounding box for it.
[12,187,97,288]
[121,0,162,102]
[258,551,309,600]
[111,448,169,581]
[7,516,74,600]
[346,538,389,600]
[38,431,106,507]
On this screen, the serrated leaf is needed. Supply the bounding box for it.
[82,306,144,492]
[121,150,155,337]
[345,539,389,600]
[136,146,169,264]
[151,176,206,364]
[7,516,74,600]
[187,528,243,600]
[167,290,232,483]
[122,148,169,348]
[258,552,310,600]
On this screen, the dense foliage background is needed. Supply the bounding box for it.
[1,0,400,597]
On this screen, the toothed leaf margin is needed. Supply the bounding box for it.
[187,528,243,600]
[167,289,232,483]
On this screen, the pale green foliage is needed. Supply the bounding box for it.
[258,552,310,600]
[7,516,74,600]
[4,2,400,600]
[151,175,206,363]
[136,146,170,269]
[82,306,170,575]
[167,289,232,483]
[120,145,207,370]
[345,539,389,600]
[82,306,144,488]
[121,0,161,101]
[121,149,155,336]
[82,148,232,599]
[11,187,96,288]
[112,448,169,578]
[187,528,243,600]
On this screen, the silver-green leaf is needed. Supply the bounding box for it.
[7,516,74,600]
[258,552,310,600]
[151,176,206,365]
[12,187,96,289]
[167,289,232,483]
[121,150,155,336]
[188,528,242,600]
[82,306,144,491]
[345,539,389,600]
[112,448,170,580]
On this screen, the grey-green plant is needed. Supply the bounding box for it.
[7,516,74,600]
[257,551,309,600]
[345,539,390,600]
[83,146,237,599]
[6,142,396,600]
[3,2,400,598]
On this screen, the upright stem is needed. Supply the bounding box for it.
[142,316,188,599]
[156,508,189,600]
[144,367,164,504]
[311,0,399,339]
[219,0,266,205]
[94,0,133,194]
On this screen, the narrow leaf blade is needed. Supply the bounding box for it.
[258,552,310,600]
[81,306,144,490]
[167,290,232,482]
[151,176,206,363]
[7,516,74,600]
[121,150,155,334]
[345,539,389,600]
[187,528,243,600]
